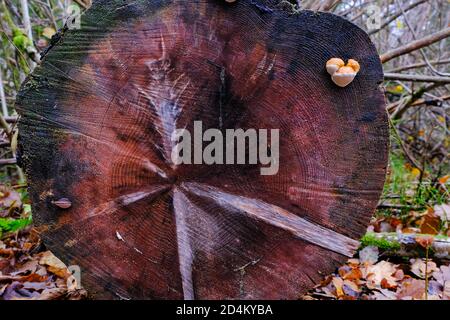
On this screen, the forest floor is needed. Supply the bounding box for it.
[0,154,448,300]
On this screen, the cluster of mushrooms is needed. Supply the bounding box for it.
[326,58,361,87]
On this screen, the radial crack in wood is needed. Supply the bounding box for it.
[173,188,195,300]
[182,182,359,257]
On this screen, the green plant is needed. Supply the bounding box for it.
[0,216,32,236]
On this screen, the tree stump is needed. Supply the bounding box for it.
[15,0,389,300]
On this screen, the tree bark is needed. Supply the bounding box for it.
[15,0,388,300]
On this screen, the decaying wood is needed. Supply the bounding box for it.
[15,0,388,300]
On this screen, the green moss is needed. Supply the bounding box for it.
[361,233,401,251]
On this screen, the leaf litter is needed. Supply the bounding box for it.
[0,186,86,300]
[306,203,450,300]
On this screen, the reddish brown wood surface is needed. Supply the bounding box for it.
[15,0,389,300]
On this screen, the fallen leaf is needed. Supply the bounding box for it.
[402,227,421,234]
[0,186,21,211]
[433,265,450,286]
[365,261,399,289]
[410,259,437,279]
[417,211,441,235]
[381,277,398,289]
[397,278,426,300]
[439,175,449,184]
[393,269,405,281]
[434,204,450,221]
[39,251,70,279]
[332,277,344,298]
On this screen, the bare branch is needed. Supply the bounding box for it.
[385,59,450,73]
[384,73,450,84]
[381,28,450,63]
[409,94,450,107]
[0,158,16,165]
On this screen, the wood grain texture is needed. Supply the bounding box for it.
[15,0,388,300]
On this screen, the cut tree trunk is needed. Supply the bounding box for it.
[15,0,388,300]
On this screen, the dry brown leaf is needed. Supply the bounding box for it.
[0,186,21,210]
[343,268,363,281]
[20,273,48,283]
[365,261,399,289]
[347,259,360,267]
[332,277,344,298]
[342,279,361,298]
[393,269,405,281]
[396,278,426,300]
[432,265,450,285]
[417,210,441,235]
[39,251,70,279]
[402,227,421,234]
[410,259,437,278]
[10,259,39,276]
[38,287,67,300]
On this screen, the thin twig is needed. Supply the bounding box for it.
[0,65,8,117]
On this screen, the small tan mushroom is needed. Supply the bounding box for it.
[347,59,360,73]
[326,58,345,76]
[327,58,360,88]
[331,66,358,88]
